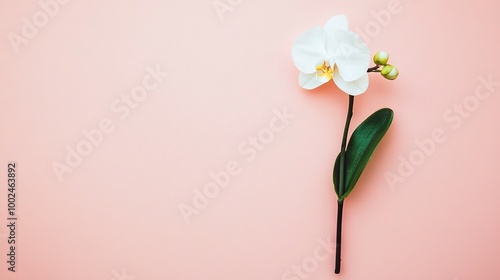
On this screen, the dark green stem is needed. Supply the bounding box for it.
[335,94,354,274]
[338,95,354,197]
[334,200,344,274]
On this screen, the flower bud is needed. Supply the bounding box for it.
[381,64,399,80]
[373,51,389,65]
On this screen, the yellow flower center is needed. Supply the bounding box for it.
[316,61,333,81]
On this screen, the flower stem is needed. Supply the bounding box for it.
[335,94,354,274]
[339,95,354,196]
[334,199,344,274]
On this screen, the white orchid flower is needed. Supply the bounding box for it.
[292,15,371,95]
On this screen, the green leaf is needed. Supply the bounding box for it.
[333,108,394,200]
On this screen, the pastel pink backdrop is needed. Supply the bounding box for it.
[1,0,499,279]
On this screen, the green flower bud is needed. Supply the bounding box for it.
[373,51,389,65]
[381,64,399,80]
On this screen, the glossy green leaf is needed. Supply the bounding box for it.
[333,108,394,200]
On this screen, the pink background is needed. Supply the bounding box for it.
[1,0,500,279]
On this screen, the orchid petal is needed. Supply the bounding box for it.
[324,15,348,34]
[292,27,328,74]
[328,30,370,81]
[299,71,330,90]
[333,71,369,96]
